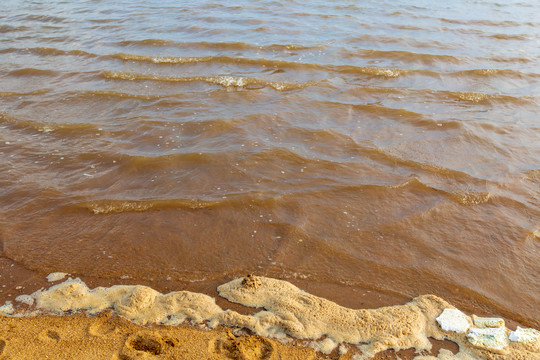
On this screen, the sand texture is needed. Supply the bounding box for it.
[0,313,327,360]
[0,275,538,360]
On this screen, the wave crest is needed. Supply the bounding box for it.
[101,71,316,91]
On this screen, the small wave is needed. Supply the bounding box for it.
[390,24,424,31]
[369,159,492,206]
[85,90,164,101]
[440,91,536,105]
[320,100,425,120]
[33,47,97,58]
[451,92,502,103]
[488,56,536,64]
[365,146,486,184]
[488,33,529,41]
[0,89,51,97]
[0,47,98,58]
[76,199,220,214]
[116,38,176,47]
[336,65,404,78]
[367,173,492,207]
[458,68,505,76]
[0,25,29,33]
[20,14,67,23]
[439,17,535,27]
[7,68,59,77]
[73,183,491,216]
[110,151,229,170]
[0,112,98,134]
[88,18,123,24]
[112,52,296,68]
[116,39,256,51]
[450,191,491,206]
[101,71,315,91]
[112,52,404,79]
[115,39,323,53]
[356,49,462,65]
[327,171,491,208]
[266,43,327,52]
[455,68,539,79]
[112,52,216,64]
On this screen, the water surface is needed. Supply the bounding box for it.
[0,0,539,327]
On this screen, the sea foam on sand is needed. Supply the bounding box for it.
[2,274,539,359]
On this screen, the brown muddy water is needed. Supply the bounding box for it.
[0,0,539,328]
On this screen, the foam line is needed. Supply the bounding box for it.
[2,275,538,359]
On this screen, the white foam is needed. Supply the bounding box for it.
[0,301,14,315]
[466,326,509,350]
[436,308,471,333]
[15,294,34,306]
[212,76,247,87]
[472,315,504,328]
[46,272,69,282]
[31,277,222,326]
[509,326,540,343]
[317,337,338,354]
[217,276,453,358]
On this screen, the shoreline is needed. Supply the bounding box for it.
[0,273,538,359]
[0,257,535,330]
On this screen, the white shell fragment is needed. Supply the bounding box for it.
[436,308,471,333]
[467,326,509,350]
[473,315,505,328]
[509,327,540,343]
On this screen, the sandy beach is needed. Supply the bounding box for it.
[0,313,322,360]
[0,312,459,360]
[0,274,538,360]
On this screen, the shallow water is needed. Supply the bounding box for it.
[0,0,539,327]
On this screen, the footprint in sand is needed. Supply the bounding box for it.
[38,330,60,343]
[88,316,118,337]
[0,339,6,355]
[119,332,176,359]
[210,331,274,360]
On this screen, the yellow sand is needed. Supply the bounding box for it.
[0,312,323,360]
